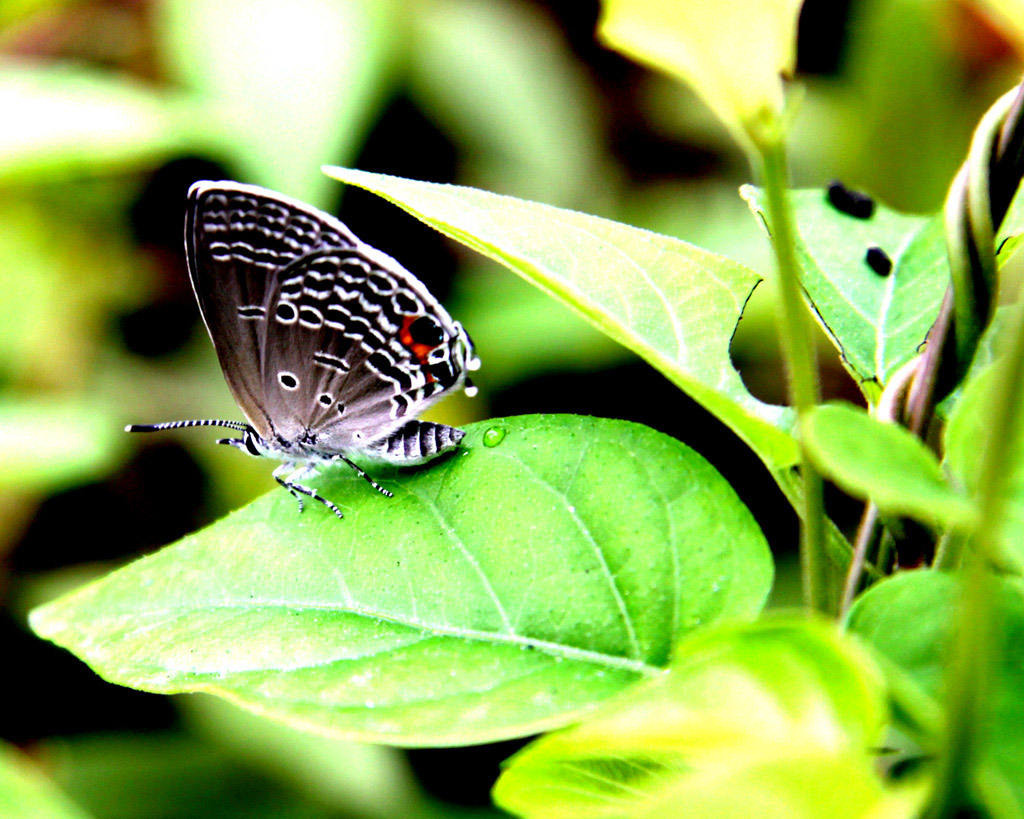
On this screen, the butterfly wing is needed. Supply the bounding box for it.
[258,242,473,451]
[186,181,476,453]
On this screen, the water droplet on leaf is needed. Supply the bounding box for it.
[483,427,506,447]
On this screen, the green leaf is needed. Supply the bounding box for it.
[38,732,333,819]
[321,166,797,475]
[944,364,1024,569]
[494,619,924,819]
[0,194,146,389]
[847,570,1024,818]
[408,0,605,208]
[0,742,92,819]
[742,187,948,401]
[155,0,395,208]
[183,695,425,818]
[803,403,975,530]
[455,266,631,385]
[0,61,198,184]
[30,415,772,746]
[0,399,121,494]
[596,0,802,151]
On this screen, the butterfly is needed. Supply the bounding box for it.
[127,181,479,519]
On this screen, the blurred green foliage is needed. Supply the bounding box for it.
[1,0,1022,816]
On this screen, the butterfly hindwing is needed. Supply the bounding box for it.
[259,245,465,450]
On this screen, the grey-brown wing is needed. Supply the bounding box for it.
[184,181,358,439]
[256,245,472,452]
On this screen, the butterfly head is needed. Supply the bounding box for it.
[216,425,273,459]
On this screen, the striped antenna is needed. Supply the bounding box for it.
[125,419,250,433]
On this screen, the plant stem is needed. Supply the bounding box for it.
[926,297,1024,817]
[926,553,996,818]
[840,502,878,616]
[756,138,828,614]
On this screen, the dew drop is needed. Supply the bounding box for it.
[483,427,506,447]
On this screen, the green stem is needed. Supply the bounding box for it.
[931,531,964,571]
[756,138,828,614]
[926,555,996,818]
[927,298,1024,817]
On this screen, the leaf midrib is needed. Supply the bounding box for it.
[46,598,663,677]
[873,227,921,378]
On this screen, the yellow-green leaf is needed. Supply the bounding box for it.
[597,0,803,150]
[494,619,924,819]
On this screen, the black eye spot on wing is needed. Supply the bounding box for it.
[275,302,297,323]
[318,393,333,406]
[409,314,445,346]
[279,372,299,390]
[827,181,875,220]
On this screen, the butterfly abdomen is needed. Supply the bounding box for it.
[368,420,465,464]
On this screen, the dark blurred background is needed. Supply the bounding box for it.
[0,0,1020,816]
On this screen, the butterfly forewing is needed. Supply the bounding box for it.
[186,183,360,439]
[185,181,473,454]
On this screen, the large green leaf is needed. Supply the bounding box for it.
[30,415,772,746]
[743,187,948,401]
[803,403,975,531]
[847,570,1024,819]
[0,742,92,819]
[494,619,923,819]
[321,167,796,474]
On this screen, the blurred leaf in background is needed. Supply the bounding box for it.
[2,0,1024,817]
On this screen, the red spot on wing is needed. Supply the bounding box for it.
[400,314,438,382]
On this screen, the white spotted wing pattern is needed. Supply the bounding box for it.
[128,181,479,519]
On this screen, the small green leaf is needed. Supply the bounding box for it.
[803,403,975,530]
[944,365,1024,569]
[494,619,924,819]
[596,0,802,151]
[0,742,93,819]
[742,187,948,401]
[30,415,772,746]
[322,166,797,476]
[847,570,1024,818]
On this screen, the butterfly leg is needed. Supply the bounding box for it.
[272,463,345,520]
[333,455,394,498]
